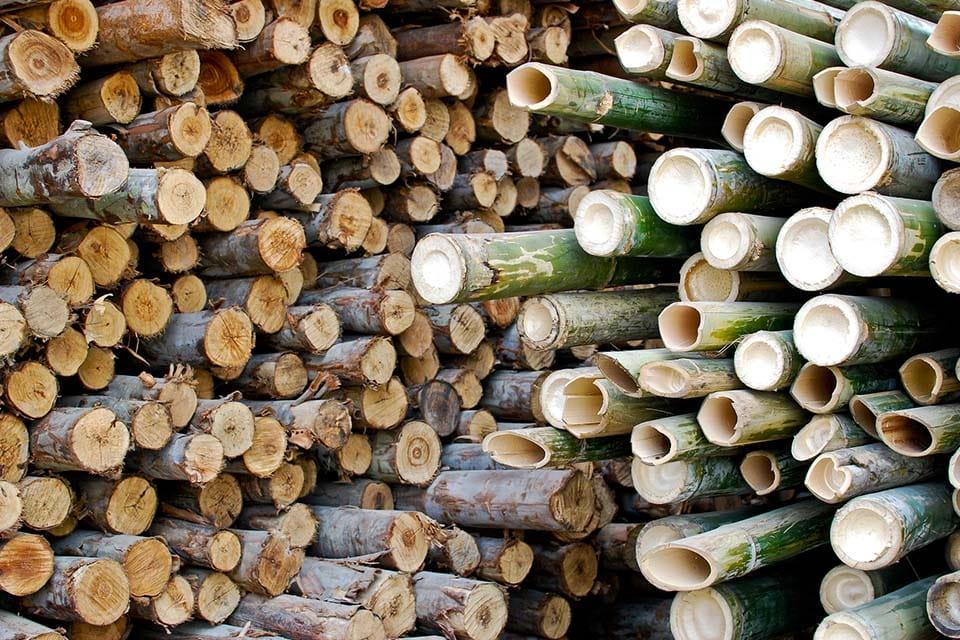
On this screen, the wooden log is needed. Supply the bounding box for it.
[232,503,315,549]
[78,475,157,535]
[314,253,410,290]
[303,336,396,387]
[51,531,172,598]
[0,30,79,102]
[57,395,172,451]
[426,526,480,577]
[30,407,128,477]
[127,51,201,97]
[19,475,70,531]
[150,517,241,572]
[233,353,307,401]
[366,421,442,487]
[0,98,60,148]
[180,568,241,624]
[306,479,393,510]
[0,534,54,596]
[301,287,413,337]
[129,433,224,484]
[102,370,197,430]
[242,398,350,451]
[0,254,95,307]
[474,536,533,586]
[140,309,255,371]
[0,284,68,339]
[261,304,339,354]
[309,506,431,572]
[161,473,243,528]
[21,556,130,626]
[228,528,303,596]
[0,610,64,639]
[413,572,507,640]
[63,71,141,125]
[228,593,385,640]
[524,542,597,599]
[114,102,212,162]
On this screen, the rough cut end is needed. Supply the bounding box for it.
[632,457,690,505]
[574,190,626,257]
[344,99,392,156]
[830,194,900,277]
[831,499,902,569]
[834,67,877,110]
[658,302,703,352]
[641,543,716,592]
[359,53,401,106]
[806,455,852,503]
[75,134,129,198]
[631,421,676,465]
[184,434,226,483]
[411,234,467,304]
[483,431,549,469]
[210,530,242,572]
[670,588,734,640]
[244,144,281,194]
[667,38,704,82]
[777,207,844,291]
[794,295,861,366]
[721,101,762,152]
[257,216,306,273]
[318,0,360,44]
[47,0,99,53]
[917,105,960,160]
[820,565,875,614]
[932,232,960,294]
[195,570,241,623]
[648,150,712,225]
[639,362,693,399]
[157,50,202,96]
[615,25,667,74]
[462,582,508,640]
[728,21,783,85]
[204,308,255,369]
[73,407,130,473]
[743,106,806,178]
[387,512,430,572]
[812,68,841,108]
[836,2,894,67]
[9,30,80,98]
[735,332,787,391]
[207,400,255,457]
[106,476,157,535]
[816,117,889,194]
[395,421,440,485]
[0,534,52,597]
[157,168,206,225]
[677,0,737,39]
[740,451,779,495]
[169,102,214,158]
[98,71,142,124]
[74,558,131,626]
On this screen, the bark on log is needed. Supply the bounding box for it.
[309,506,432,572]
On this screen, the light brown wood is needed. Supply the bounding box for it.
[0,98,60,147]
[78,476,158,535]
[22,556,130,626]
[161,473,243,528]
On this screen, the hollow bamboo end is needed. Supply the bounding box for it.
[658,302,704,352]
[640,543,717,592]
[740,451,779,495]
[677,0,736,40]
[574,190,628,257]
[506,63,557,111]
[638,362,691,398]
[632,457,690,505]
[815,614,874,640]
[559,374,604,433]
[830,499,903,569]
[701,213,755,271]
[540,370,584,428]
[679,253,739,303]
[836,2,895,67]
[876,411,934,457]
[830,193,902,277]
[792,414,841,461]
[728,20,783,85]
[631,422,676,465]
[929,13,960,57]
[649,150,713,225]
[595,354,641,395]
[666,37,704,82]
[819,565,875,615]
[834,67,878,110]
[518,297,561,350]
[743,106,808,178]
[794,295,861,366]
[482,431,549,469]
[721,102,763,152]
[612,0,651,20]
[812,68,842,108]
[776,207,845,292]
[411,234,467,305]
[899,355,946,404]
[791,363,842,413]
[928,574,960,637]
[697,392,739,445]
[816,117,890,194]
[735,331,790,391]
[614,25,667,75]
[670,587,734,640]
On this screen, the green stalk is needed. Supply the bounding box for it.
[900,348,960,405]
[849,390,915,438]
[659,301,800,352]
[631,413,736,464]
[678,0,843,43]
[631,456,753,505]
[742,106,828,192]
[680,253,797,302]
[640,500,834,590]
[666,36,781,100]
[698,389,809,446]
[563,377,683,438]
[791,414,872,461]
[701,213,784,272]
[506,63,726,142]
[805,443,938,504]
[517,289,676,351]
[820,564,917,615]
[638,358,741,399]
[482,426,630,469]
[816,577,939,640]
[614,25,677,80]
[574,190,698,258]
[595,348,700,397]
[740,448,808,495]
[613,0,682,28]
[734,330,803,391]
[928,571,960,637]
[410,229,679,304]
[794,295,936,366]
[814,66,936,126]
[636,507,766,557]
[790,363,899,414]
[648,148,810,226]
[831,483,957,569]
[878,405,960,456]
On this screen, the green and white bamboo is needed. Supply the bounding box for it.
[506,63,724,141]
[562,377,680,438]
[678,0,843,43]
[640,500,833,591]
[805,443,937,503]
[926,76,960,120]
[930,232,960,293]
[849,390,915,438]
[739,448,808,495]
[697,389,809,446]
[614,25,677,80]
[877,404,960,456]
[734,330,804,391]
[927,571,960,638]
[481,427,631,469]
[540,367,601,428]
[831,483,957,569]
[631,456,753,504]
[636,507,765,557]
[836,2,960,81]
[776,207,858,292]
[659,301,800,352]
[790,363,899,414]
[631,413,735,465]
[721,101,766,152]
[648,148,808,225]
[595,348,695,397]
[918,105,960,161]
[612,0,682,28]
[517,289,675,351]
[816,116,941,198]
[828,193,941,277]
[679,253,796,302]
[820,563,916,614]
[812,66,935,126]
[793,294,935,366]
[700,213,784,272]
[665,35,780,100]
[638,358,741,398]
[930,11,960,57]
[791,413,872,461]
[815,577,939,640]
[728,20,841,96]
[899,349,960,405]
[410,229,674,304]
[934,169,960,230]
[671,575,818,640]
[573,190,697,258]
[742,106,829,192]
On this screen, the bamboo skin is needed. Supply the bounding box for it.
[790,363,899,414]
[816,577,938,640]
[658,301,800,352]
[791,414,872,461]
[573,190,697,258]
[849,390,915,438]
[631,413,735,465]
[813,66,935,126]
[805,443,938,504]
[632,456,754,505]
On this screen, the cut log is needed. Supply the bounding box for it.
[305,478,393,510]
[303,335,396,387]
[102,370,197,430]
[309,506,432,572]
[51,531,172,598]
[242,398,350,451]
[128,433,224,484]
[127,51,201,97]
[57,396,172,451]
[180,568,241,624]
[21,556,130,626]
[30,407,128,477]
[228,528,304,595]
[0,610,64,639]
[228,593,385,640]
[413,572,508,640]
[77,475,158,535]
[141,308,255,371]
[115,102,212,162]
[64,71,141,126]
[367,421,442,486]
[149,517,241,572]
[161,473,243,528]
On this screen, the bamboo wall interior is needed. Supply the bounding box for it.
[0,0,959,637]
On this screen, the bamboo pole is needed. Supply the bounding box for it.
[790,363,898,414]
[560,376,680,438]
[665,35,780,100]
[877,404,960,456]
[791,414,872,461]
[700,212,784,272]
[805,443,937,503]
[720,101,765,152]
[594,348,692,397]
[931,231,960,293]
[638,358,741,398]
[820,563,915,614]
[636,507,764,558]
[813,66,935,126]
[678,0,842,43]
[816,577,937,640]
[927,571,960,637]
[614,25,675,80]
[697,389,808,446]
[900,349,960,405]
[734,330,803,391]
[631,456,753,504]
[935,169,960,230]
[612,0,681,28]
[740,448,808,495]
[658,301,799,352]
[776,207,859,292]
[849,390,915,438]
[742,106,827,192]
[573,190,696,258]
[482,427,630,469]
[631,413,736,465]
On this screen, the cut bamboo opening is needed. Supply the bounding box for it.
[932,232,960,293]
[721,101,764,152]
[734,330,799,392]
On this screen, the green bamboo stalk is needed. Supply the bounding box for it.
[631,456,753,505]
[665,35,780,100]
[820,563,916,614]
[636,507,766,557]
[734,330,804,391]
[927,571,960,638]
[828,193,942,277]
[900,348,960,405]
[481,426,630,469]
[891,1,960,22]
[638,358,742,399]
[410,229,678,305]
[614,25,677,80]
[794,295,936,366]
[831,483,956,569]
[573,190,698,258]
[631,413,735,465]
[935,169,960,230]
[678,0,843,43]
[679,253,796,302]
[671,575,818,640]
[516,289,675,351]
[930,11,960,57]
[648,148,810,226]
[540,367,601,429]
[837,1,960,81]
[562,377,681,438]
[742,106,828,192]
[791,413,872,461]
[816,577,939,640]
[700,213,784,272]
[790,362,899,414]
[917,105,960,162]
[595,348,701,397]
[640,500,834,591]
[721,101,766,152]
[877,404,960,456]
[805,443,937,503]
[506,63,725,142]
[813,66,936,126]
[931,231,960,293]
[728,20,841,96]
[817,117,941,198]
[612,0,682,28]
[660,301,800,353]
[698,389,809,446]
[739,448,808,495]
[849,390,915,438]
[776,206,862,292]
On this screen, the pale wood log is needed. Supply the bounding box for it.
[367,420,442,486]
[149,517,241,572]
[102,370,197,430]
[180,568,241,624]
[526,541,598,598]
[254,112,301,164]
[303,335,396,387]
[21,556,130,626]
[126,51,201,97]
[0,533,54,596]
[413,572,508,640]
[51,531,172,598]
[77,475,157,535]
[198,217,305,277]
[0,98,59,147]
[0,30,78,102]
[228,593,385,640]
[305,478,393,509]
[129,574,194,626]
[57,396,172,451]
[309,506,432,572]
[63,71,141,125]
[160,474,242,529]
[0,610,64,639]
[506,589,570,639]
[140,308,255,370]
[128,433,224,484]
[30,407,128,477]
[227,528,304,595]
[114,102,212,162]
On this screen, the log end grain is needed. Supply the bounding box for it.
[0,533,54,596]
[125,537,174,597]
[122,279,174,338]
[105,476,159,535]
[8,30,80,99]
[204,308,256,369]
